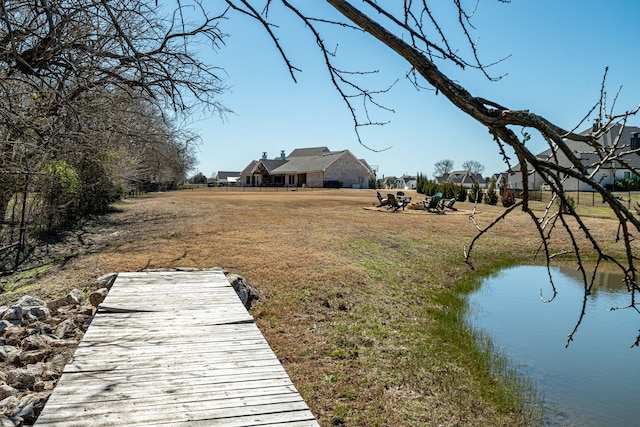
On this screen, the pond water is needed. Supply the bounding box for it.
[467,265,640,427]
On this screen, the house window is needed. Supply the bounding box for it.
[288,175,295,185]
[632,133,640,151]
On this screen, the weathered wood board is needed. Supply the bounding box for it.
[35,271,319,426]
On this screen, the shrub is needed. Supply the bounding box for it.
[468,182,481,203]
[615,178,640,191]
[501,187,517,207]
[441,182,464,199]
[484,178,498,205]
[557,195,575,213]
[416,173,439,196]
[368,175,379,189]
[37,160,81,231]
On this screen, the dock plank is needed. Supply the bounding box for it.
[36,271,319,426]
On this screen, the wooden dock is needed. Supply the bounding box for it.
[36,270,319,426]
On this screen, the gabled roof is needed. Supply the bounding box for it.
[216,171,241,180]
[252,159,288,174]
[359,158,374,173]
[441,170,484,184]
[506,124,640,172]
[244,147,371,177]
[574,124,640,168]
[271,150,348,174]
[241,160,257,175]
[287,147,331,158]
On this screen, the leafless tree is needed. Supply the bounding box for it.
[462,160,485,176]
[219,0,640,346]
[433,159,454,177]
[0,0,227,271]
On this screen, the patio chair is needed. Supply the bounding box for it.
[440,198,457,211]
[423,195,445,214]
[376,191,388,207]
[387,194,410,212]
[396,191,411,204]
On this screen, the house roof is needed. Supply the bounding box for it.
[506,123,640,172]
[438,170,483,184]
[271,150,348,174]
[576,124,640,168]
[243,147,371,178]
[241,160,257,175]
[359,158,374,173]
[252,159,288,174]
[287,147,330,158]
[216,171,241,180]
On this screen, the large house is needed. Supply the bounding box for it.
[435,170,486,188]
[505,124,640,191]
[240,147,374,188]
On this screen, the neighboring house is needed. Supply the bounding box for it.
[240,161,258,187]
[381,176,400,188]
[240,147,374,188]
[435,170,486,188]
[402,175,418,190]
[214,171,241,186]
[492,172,510,191]
[506,124,640,191]
[380,176,402,189]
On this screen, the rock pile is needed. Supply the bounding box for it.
[0,269,259,426]
[0,273,116,426]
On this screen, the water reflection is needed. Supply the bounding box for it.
[467,265,640,427]
[557,267,630,295]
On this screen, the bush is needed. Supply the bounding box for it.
[468,182,481,203]
[484,178,498,205]
[615,178,640,191]
[368,175,379,189]
[417,173,465,199]
[557,195,575,213]
[501,188,517,207]
[441,182,464,199]
[416,173,439,195]
[37,160,81,231]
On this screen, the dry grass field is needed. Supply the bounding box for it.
[3,187,629,426]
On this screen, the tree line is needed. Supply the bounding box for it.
[0,1,226,272]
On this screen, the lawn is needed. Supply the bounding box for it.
[4,187,630,426]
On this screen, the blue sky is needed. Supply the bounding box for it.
[188,1,640,180]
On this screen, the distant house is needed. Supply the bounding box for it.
[240,147,374,188]
[380,176,400,189]
[492,172,509,190]
[402,175,418,190]
[435,170,486,188]
[506,124,640,191]
[381,175,416,190]
[211,171,241,186]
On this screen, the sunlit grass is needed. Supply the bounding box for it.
[14,188,628,426]
[340,236,545,425]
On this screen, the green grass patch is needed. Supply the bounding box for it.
[342,237,545,425]
[0,264,55,303]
